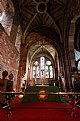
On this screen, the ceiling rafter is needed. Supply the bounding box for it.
[17,0,32,6]
[45,12,62,42]
[35,14,43,25]
[50,5,64,15]
[50,0,64,6]
[24,13,37,38]
[11,0,68,45]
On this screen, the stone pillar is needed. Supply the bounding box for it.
[9,14,19,45]
[64,48,73,91]
[54,52,58,80]
[16,66,22,91]
[62,7,74,91]
[22,56,27,76]
[16,35,24,91]
[16,33,28,91]
[9,2,20,45]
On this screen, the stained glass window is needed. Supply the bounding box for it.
[45,66,49,78]
[36,66,40,78]
[32,57,53,79]
[32,66,36,78]
[78,61,80,71]
[74,49,80,61]
[50,66,53,78]
[40,57,45,70]
[74,49,80,71]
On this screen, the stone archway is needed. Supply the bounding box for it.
[23,34,63,87]
[28,43,57,86]
[69,15,80,69]
[17,28,64,90]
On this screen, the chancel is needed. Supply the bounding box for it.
[0,0,80,120]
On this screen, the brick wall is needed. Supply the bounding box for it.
[0,23,19,90]
[0,0,7,14]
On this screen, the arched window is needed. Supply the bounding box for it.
[32,66,36,78]
[32,56,53,79]
[74,17,80,51]
[49,66,53,78]
[78,60,80,71]
[74,49,80,72]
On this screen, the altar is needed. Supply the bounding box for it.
[21,86,66,103]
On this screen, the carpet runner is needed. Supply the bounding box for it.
[0,97,80,121]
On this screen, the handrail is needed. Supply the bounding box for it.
[0,91,79,118]
[0,91,80,95]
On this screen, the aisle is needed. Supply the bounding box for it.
[0,97,80,121]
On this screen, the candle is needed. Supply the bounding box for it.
[54,82,55,86]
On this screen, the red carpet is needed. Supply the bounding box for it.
[0,97,80,121]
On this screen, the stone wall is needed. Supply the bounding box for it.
[0,23,19,90]
[0,0,7,14]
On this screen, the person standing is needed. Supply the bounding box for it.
[6,73,14,100]
[0,70,8,105]
[7,73,14,92]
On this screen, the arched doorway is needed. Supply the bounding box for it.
[26,39,60,86]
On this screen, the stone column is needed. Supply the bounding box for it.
[16,66,22,91]
[16,35,24,91]
[54,52,58,80]
[62,5,73,91]
[16,33,28,91]
[9,14,19,45]
[64,49,73,91]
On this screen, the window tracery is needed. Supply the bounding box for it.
[32,56,53,79]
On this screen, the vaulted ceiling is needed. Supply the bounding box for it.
[10,0,65,61]
[10,0,80,66]
[8,0,80,64]
[11,0,67,43]
[13,0,65,32]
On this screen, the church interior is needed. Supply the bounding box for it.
[0,0,80,120]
